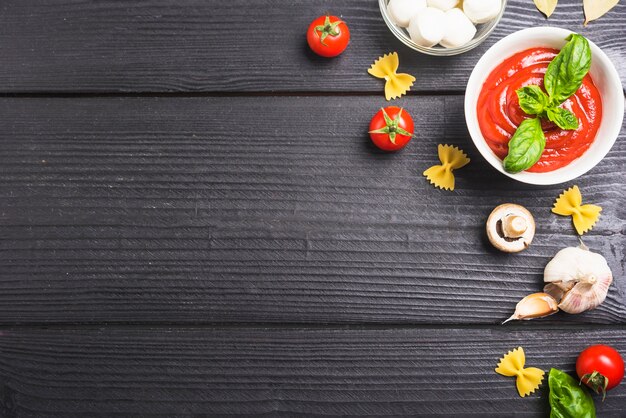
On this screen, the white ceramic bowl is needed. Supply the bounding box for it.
[465,27,624,185]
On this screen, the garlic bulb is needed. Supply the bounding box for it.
[543,246,613,314]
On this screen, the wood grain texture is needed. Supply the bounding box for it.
[1,1,624,416]
[0,327,625,417]
[0,0,624,93]
[0,96,623,325]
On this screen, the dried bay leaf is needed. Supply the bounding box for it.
[584,0,619,25]
[534,0,558,17]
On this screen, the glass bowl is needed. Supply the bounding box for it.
[378,0,507,56]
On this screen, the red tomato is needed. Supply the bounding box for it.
[368,107,414,151]
[576,345,625,398]
[307,15,350,57]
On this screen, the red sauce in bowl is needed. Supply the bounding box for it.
[477,47,602,173]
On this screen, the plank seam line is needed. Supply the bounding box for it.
[1,323,625,331]
[0,90,623,98]
[0,91,466,99]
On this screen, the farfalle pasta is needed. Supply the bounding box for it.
[552,185,602,235]
[367,52,415,101]
[423,145,470,191]
[495,347,545,397]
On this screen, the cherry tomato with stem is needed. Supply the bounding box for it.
[369,106,414,151]
[307,15,350,57]
[576,345,625,399]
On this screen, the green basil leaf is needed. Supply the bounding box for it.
[517,85,549,115]
[547,106,579,130]
[549,368,596,418]
[544,34,592,105]
[503,118,546,173]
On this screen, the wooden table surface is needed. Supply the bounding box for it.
[0,1,624,416]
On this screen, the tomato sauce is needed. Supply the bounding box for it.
[477,47,602,172]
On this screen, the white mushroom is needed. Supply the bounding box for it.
[543,246,613,314]
[486,204,536,253]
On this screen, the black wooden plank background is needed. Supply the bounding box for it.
[0,96,624,325]
[0,0,624,93]
[1,327,626,417]
[0,0,624,416]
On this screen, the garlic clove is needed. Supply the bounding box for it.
[543,246,613,314]
[543,283,566,303]
[503,292,559,324]
[550,274,613,314]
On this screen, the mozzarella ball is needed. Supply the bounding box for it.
[387,0,428,27]
[407,7,446,47]
[440,8,476,48]
[427,0,459,11]
[463,0,502,24]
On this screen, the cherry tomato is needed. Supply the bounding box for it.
[307,15,350,57]
[576,345,625,398]
[368,106,414,151]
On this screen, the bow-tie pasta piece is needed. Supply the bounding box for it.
[552,185,602,235]
[368,52,415,101]
[495,347,545,397]
[423,144,470,191]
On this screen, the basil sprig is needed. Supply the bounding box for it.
[544,34,592,105]
[503,34,591,173]
[547,107,579,130]
[503,118,546,173]
[548,368,596,418]
[516,85,549,115]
